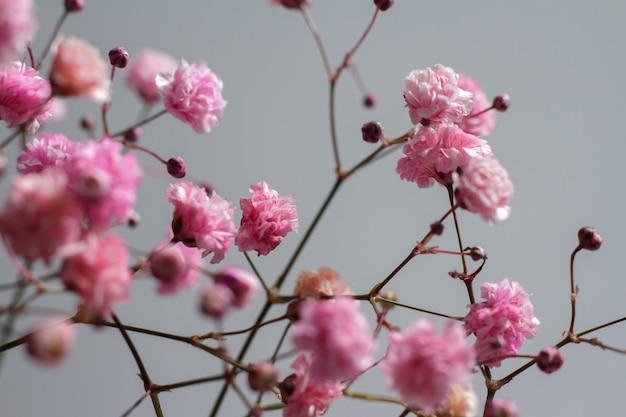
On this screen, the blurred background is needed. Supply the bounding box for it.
[1,1,625,416]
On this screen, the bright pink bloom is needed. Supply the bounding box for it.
[0,0,35,64]
[213,266,260,308]
[455,157,513,224]
[166,181,236,263]
[292,298,375,381]
[26,318,75,365]
[157,60,226,133]
[0,61,51,133]
[457,73,496,137]
[0,169,82,265]
[380,319,475,412]
[60,232,132,319]
[465,279,539,367]
[64,137,142,230]
[149,239,202,295]
[235,181,298,256]
[16,133,79,174]
[403,64,473,125]
[281,353,345,417]
[396,123,492,188]
[269,0,313,9]
[49,37,110,102]
[126,48,177,103]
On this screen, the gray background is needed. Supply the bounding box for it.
[1,1,625,416]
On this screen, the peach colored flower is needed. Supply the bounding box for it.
[293,267,351,298]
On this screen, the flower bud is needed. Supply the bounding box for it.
[150,245,185,283]
[469,246,487,261]
[123,127,142,142]
[361,121,382,144]
[26,319,75,365]
[430,221,444,236]
[377,290,397,311]
[362,94,377,108]
[109,46,129,69]
[248,361,279,392]
[374,0,394,11]
[536,346,563,374]
[80,115,96,131]
[214,267,260,309]
[577,226,602,251]
[167,157,186,179]
[492,94,511,112]
[199,283,234,318]
[286,298,305,322]
[485,398,518,417]
[272,0,312,9]
[279,373,298,403]
[65,0,84,12]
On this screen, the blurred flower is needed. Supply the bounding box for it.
[0,0,35,64]
[485,398,518,417]
[149,239,202,295]
[16,132,79,174]
[293,267,351,298]
[457,73,496,137]
[26,318,75,365]
[199,282,235,318]
[436,385,478,417]
[126,48,177,103]
[213,266,260,309]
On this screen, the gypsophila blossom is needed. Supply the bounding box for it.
[454,157,513,224]
[235,181,298,256]
[0,169,82,265]
[126,48,177,103]
[16,133,79,174]
[64,137,142,230]
[60,232,132,319]
[26,318,75,365]
[49,37,110,102]
[403,64,473,126]
[157,60,226,133]
[457,73,496,137]
[380,319,475,412]
[396,123,492,188]
[0,0,35,64]
[465,279,539,367]
[149,237,203,295]
[213,267,260,309]
[293,267,352,298]
[292,298,375,381]
[166,181,237,263]
[0,61,52,133]
[280,353,345,417]
[485,398,518,417]
[436,385,478,417]
[199,282,235,318]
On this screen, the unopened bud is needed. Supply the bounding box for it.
[374,0,394,11]
[199,283,234,318]
[377,290,397,311]
[361,121,382,144]
[167,157,186,179]
[109,47,130,69]
[123,127,142,142]
[279,373,298,403]
[362,94,377,108]
[485,398,518,417]
[26,319,75,365]
[150,246,185,283]
[65,0,84,12]
[80,115,96,131]
[286,298,306,322]
[492,94,511,112]
[577,226,602,251]
[248,361,279,392]
[469,246,487,261]
[430,221,444,236]
[536,346,563,374]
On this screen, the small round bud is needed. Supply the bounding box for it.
[492,94,511,112]
[485,398,518,417]
[214,267,260,309]
[199,283,234,318]
[430,221,444,236]
[273,0,312,9]
[377,290,397,311]
[362,94,377,108]
[536,346,563,374]
[286,298,306,322]
[469,246,487,261]
[374,0,394,11]
[248,361,279,392]
[361,121,382,143]
[577,226,602,251]
[109,46,130,69]
[64,0,84,12]
[127,212,140,228]
[80,114,96,131]
[27,319,75,365]
[279,373,298,404]
[167,157,187,179]
[123,127,142,142]
[150,246,185,283]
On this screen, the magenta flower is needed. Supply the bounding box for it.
[126,48,177,103]
[64,137,142,230]
[157,60,226,133]
[0,169,82,265]
[280,353,345,417]
[235,181,298,256]
[465,279,539,367]
[0,61,52,133]
[457,73,496,137]
[403,64,473,125]
[455,157,513,224]
[0,0,35,64]
[26,318,75,366]
[380,319,475,413]
[16,133,79,174]
[292,298,375,381]
[149,238,203,295]
[166,181,237,263]
[396,123,492,188]
[60,232,132,319]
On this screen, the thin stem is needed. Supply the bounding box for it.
[109,109,168,138]
[329,79,342,172]
[36,12,68,70]
[369,249,416,298]
[111,313,152,392]
[342,136,407,180]
[299,7,332,79]
[568,247,581,335]
[155,374,225,392]
[446,184,473,303]
[244,252,270,295]
[0,129,21,150]
[120,391,151,417]
[0,273,28,371]
[374,296,465,321]
[197,315,287,339]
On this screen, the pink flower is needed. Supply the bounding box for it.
[380,319,475,412]
[0,169,82,265]
[465,279,539,367]
[235,181,298,256]
[16,133,79,174]
[292,298,375,381]
[457,73,496,137]
[126,48,177,103]
[0,0,35,64]
[60,232,132,319]
[49,37,110,102]
[213,266,260,308]
[403,64,473,125]
[0,61,51,133]
[293,267,352,298]
[396,123,492,188]
[454,157,513,224]
[280,353,345,417]
[157,60,226,133]
[149,238,203,295]
[166,181,237,263]
[64,137,142,230]
[269,0,313,9]
[485,398,518,417]
[26,318,75,366]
